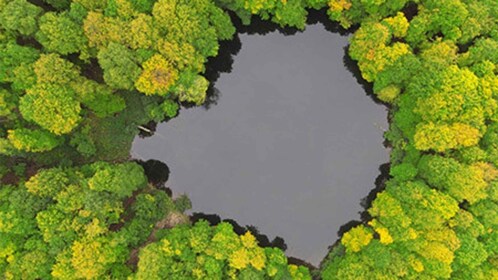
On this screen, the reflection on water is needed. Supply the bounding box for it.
[131,11,389,265]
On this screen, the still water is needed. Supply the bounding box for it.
[131,22,389,265]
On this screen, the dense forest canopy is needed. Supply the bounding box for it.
[0,0,497,279]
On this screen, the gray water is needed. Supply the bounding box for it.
[131,23,389,265]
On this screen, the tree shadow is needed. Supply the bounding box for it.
[26,0,57,11]
[319,162,391,267]
[190,212,287,250]
[202,34,243,110]
[190,212,317,270]
[231,12,300,36]
[135,159,172,195]
[306,8,353,36]
[341,45,390,106]
[190,8,354,111]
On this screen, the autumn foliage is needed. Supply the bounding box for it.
[0,0,497,279]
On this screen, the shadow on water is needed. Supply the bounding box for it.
[201,34,242,110]
[319,162,391,267]
[138,7,392,270]
[190,212,317,271]
[191,212,288,251]
[138,22,241,127]
[341,46,390,106]
[184,8,353,111]
[306,8,353,36]
[193,9,299,111]
[231,12,299,36]
[231,8,352,36]
[135,159,172,195]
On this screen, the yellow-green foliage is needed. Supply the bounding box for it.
[135,54,178,96]
[1,0,498,279]
[341,225,373,252]
[414,122,480,152]
[0,0,239,161]
[322,1,498,278]
[376,84,400,104]
[349,22,411,82]
[381,12,409,38]
[21,84,82,135]
[0,163,181,280]
[7,128,62,152]
[133,221,312,280]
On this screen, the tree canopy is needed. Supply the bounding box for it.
[0,0,497,279]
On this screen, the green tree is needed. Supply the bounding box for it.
[36,12,88,56]
[33,54,79,85]
[25,168,69,198]
[0,0,42,36]
[172,71,209,105]
[7,128,62,153]
[71,79,126,118]
[97,42,141,90]
[0,42,39,84]
[20,84,81,135]
[87,162,147,198]
[418,155,489,204]
[132,221,311,280]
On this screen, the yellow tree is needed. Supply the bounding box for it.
[135,54,178,96]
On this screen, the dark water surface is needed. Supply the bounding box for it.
[131,22,389,265]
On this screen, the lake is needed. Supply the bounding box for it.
[131,18,389,265]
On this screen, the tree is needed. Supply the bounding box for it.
[341,225,373,253]
[418,155,488,204]
[87,162,147,198]
[414,66,494,129]
[172,72,209,105]
[419,39,459,68]
[3,236,53,280]
[459,38,498,67]
[69,125,97,157]
[156,40,204,72]
[129,0,156,13]
[7,128,62,153]
[132,221,311,279]
[25,168,69,198]
[368,199,414,242]
[0,89,17,119]
[349,21,411,82]
[327,0,410,29]
[452,232,488,272]
[381,12,409,38]
[33,54,79,85]
[414,122,480,152]
[20,84,81,135]
[0,0,42,36]
[208,3,236,40]
[271,0,308,29]
[44,0,72,10]
[36,12,88,56]
[405,0,469,45]
[128,14,156,49]
[97,42,141,90]
[69,236,129,280]
[0,42,39,84]
[135,54,178,96]
[70,79,126,118]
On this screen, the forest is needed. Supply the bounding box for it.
[0,0,497,279]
